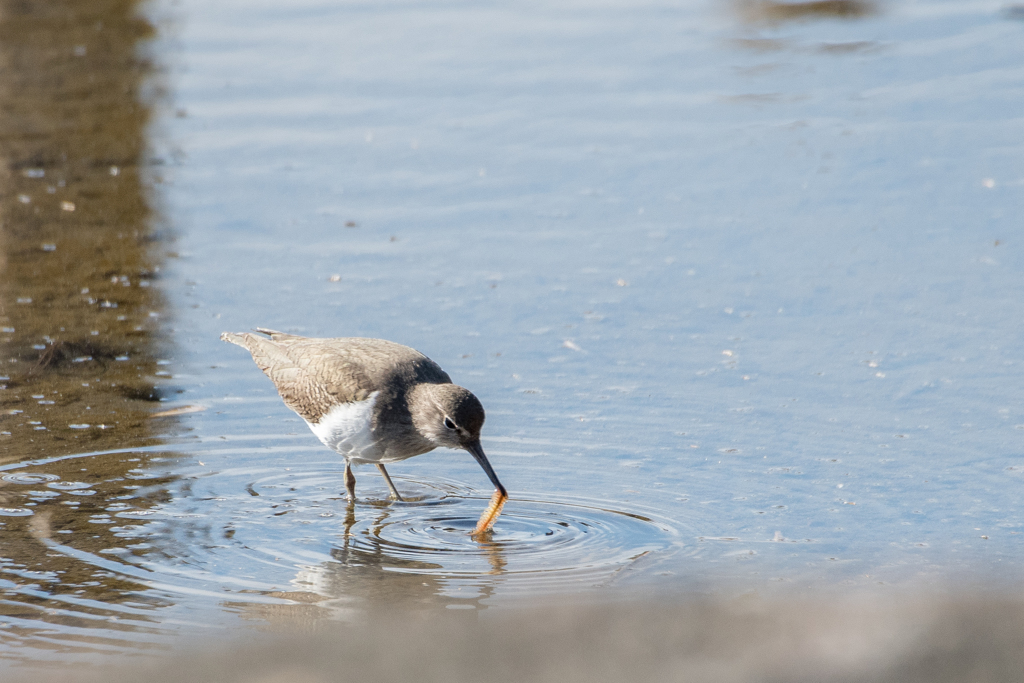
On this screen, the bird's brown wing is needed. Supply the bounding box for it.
[221,332,376,422]
[221,332,452,423]
[254,327,304,342]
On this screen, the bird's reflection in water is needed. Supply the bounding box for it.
[330,498,507,599]
[230,497,508,624]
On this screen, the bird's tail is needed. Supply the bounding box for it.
[220,331,249,347]
[220,330,298,377]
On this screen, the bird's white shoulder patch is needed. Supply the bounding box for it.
[307,391,382,462]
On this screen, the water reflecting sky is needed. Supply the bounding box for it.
[1,0,1022,665]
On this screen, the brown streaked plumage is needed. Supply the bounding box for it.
[221,328,507,534]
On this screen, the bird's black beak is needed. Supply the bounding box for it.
[465,440,507,498]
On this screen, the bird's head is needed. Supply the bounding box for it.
[412,383,506,497]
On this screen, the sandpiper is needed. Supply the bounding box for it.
[221,328,507,534]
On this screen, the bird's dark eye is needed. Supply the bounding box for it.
[444,417,456,430]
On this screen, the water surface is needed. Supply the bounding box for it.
[1,0,1023,665]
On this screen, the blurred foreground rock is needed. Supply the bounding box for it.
[13,593,1024,683]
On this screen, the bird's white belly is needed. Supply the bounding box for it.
[306,392,385,463]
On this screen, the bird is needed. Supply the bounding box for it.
[220,328,507,534]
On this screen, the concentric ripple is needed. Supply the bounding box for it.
[2,472,60,484]
[0,448,691,660]
[305,478,686,593]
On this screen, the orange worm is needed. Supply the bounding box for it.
[472,489,508,536]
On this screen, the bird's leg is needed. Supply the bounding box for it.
[376,463,404,502]
[344,462,356,501]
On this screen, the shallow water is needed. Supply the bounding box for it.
[1,0,1023,665]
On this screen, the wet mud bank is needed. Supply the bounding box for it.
[0,0,181,658]
[0,0,169,463]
